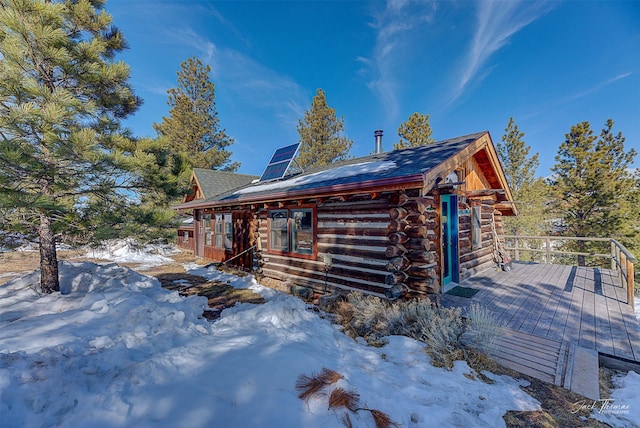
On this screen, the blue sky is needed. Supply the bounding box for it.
[108,0,640,177]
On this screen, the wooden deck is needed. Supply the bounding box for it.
[441,262,640,397]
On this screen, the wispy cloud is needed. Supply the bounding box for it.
[450,1,554,105]
[214,49,308,128]
[167,28,217,66]
[360,0,437,119]
[560,72,633,104]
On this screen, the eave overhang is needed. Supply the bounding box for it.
[173,173,425,211]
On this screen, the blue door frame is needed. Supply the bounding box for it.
[441,194,459,288]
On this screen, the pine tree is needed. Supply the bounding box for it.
[296,88,353,170]
[394,112,434,150]
[548,120,636,265]
[0,0,142,293]
[496,117,548,249]
[154,56,238,171]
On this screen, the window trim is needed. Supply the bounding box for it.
[267,204,317,259]
[471,205,482,250]
[204,213,212,246]
[212,212,233,251]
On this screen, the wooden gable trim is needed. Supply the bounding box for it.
[421,132,516,216]
[182,170,206,203]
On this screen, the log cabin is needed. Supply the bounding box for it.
[174,131,516,298]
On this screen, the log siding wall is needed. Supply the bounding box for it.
[257,198,395,297]
[195,192,505,298]
[386,193,440,295]
[458,198,502,281]
[194,189,502,297]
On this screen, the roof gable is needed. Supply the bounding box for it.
[184,169,258,203]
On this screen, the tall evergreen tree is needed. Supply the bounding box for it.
[497,117,547,244]
[394,112,434,150]
[0,0,142,293]
[154,57,238,171]
[548,119,636,265]
[296,88,352,170]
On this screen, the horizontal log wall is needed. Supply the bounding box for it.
[458,198,500,281]
[256,198,394,297]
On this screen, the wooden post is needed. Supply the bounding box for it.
[627,260,634,307]
[546,237,551,263]
[617,246,622,277]
[610,240,616,271]
[514,235,520,261]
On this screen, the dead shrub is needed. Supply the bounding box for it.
[461,303,503,353]
[328,292,503,369]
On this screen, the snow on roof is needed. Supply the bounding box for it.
[233,160,396,196]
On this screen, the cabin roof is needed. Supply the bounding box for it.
[183,169,258,203]
[175,131,516,214]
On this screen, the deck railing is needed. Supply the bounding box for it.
[503,235,636,307]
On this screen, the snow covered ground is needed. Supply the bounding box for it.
[0,245,637,427]
[81,238,181,270]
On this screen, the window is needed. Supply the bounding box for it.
[204,214,212,246]
[291,209,313,254]
[214,213,233,250]
[269,208,315,256]
[223,214,233,250]
[269,210,289,252]
[471,205,482,249]
[214,214,223,247]
[183,231,189,243]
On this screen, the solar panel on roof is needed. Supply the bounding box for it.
[259,142,300,182]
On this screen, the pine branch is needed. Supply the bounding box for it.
[295,368,344,401]
[327,387,359,411]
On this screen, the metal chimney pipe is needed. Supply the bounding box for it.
[374,130,383,154]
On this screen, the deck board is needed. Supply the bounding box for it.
[441,262,640,392]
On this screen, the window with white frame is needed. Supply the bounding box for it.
[269,208,315,255]
[223,213,233,250]
[471,205,482,249]
[214,213,233,250]
[204,214,212,246]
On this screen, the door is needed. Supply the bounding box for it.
[441,194,459,290]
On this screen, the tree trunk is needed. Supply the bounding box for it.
[39,212,59,293]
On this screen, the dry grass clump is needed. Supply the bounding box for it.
[331,292,502,368]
